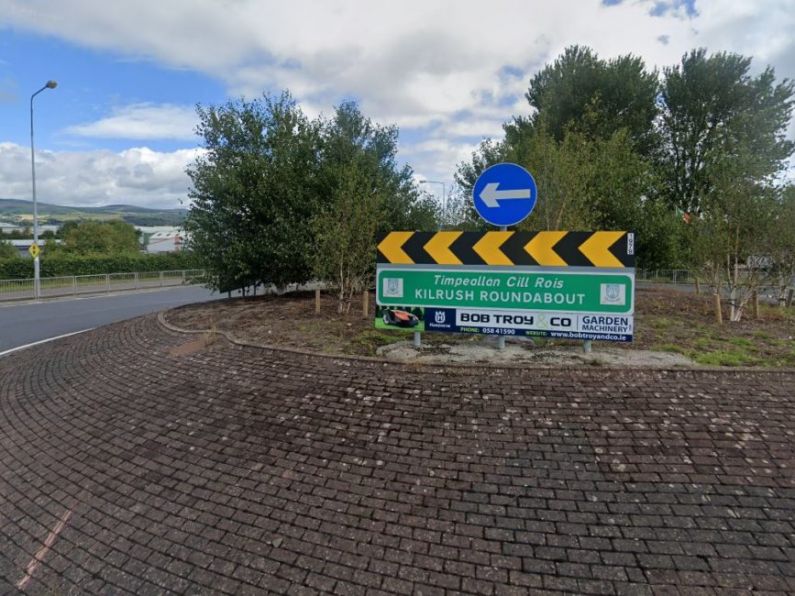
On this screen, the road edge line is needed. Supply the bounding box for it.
[0,328,94,359]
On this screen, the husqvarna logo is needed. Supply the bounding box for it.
[434,310,446,324]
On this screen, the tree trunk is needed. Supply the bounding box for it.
[714,293,723,325]
[338,269,346,314]
[752,290,759,319]
[694,276,701,295]
[727,256,740,322]
[362,289,369,319]
[315,288,321,314]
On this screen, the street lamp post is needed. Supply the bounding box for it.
[419,179,446,224]
[30,80,57,300]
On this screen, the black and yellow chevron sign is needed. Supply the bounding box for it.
[377,231,634,268]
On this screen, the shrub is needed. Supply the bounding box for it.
[0,252,201,279]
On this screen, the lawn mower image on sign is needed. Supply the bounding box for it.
[382,309,420,328]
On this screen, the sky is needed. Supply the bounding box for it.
[0,0,793,210]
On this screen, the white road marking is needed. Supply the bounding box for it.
[0,328,94,359]
[16,509,74,590]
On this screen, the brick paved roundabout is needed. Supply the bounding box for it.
[1,315,794,595]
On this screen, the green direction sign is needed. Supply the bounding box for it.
[377,268,634,314]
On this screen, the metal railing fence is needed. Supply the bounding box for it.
[635,269,694,284]
[0,269,205,302]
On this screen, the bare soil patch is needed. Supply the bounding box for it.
[164,287,795,367]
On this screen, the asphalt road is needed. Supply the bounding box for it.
[0,285,224,353]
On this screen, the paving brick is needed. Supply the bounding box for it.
[0,315,792,595]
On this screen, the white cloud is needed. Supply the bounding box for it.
[401,137,479,189]
[443,118,507,139]
[1,0,794,192]
[0,142,200,208]
[65,103,197,140]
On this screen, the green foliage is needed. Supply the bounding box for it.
[453,139,504,215]
[55,220,141,255]
[186,93,438,295]
[511,126,595,230]
[0,252,200,279]
[0,240,18,260]
[658,48,795,216]
[313,163,383,311]
[693,349,760,367]
[185,92,322,292]
[0,226,32,240]
[632,199,684,269]
[311,102,441,311]
[313,104,394,311]
[518,45,659,153]
[454,123,678,267]
[453,45,794,275]
[769,185,795,290]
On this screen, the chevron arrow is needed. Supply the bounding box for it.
[423,231,463,265]
[479,183,532,208]
[524,231,567,266]
[472,231,514,265]
[578,231,625,267]
[377,231,414,264]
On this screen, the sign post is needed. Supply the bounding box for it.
[375,163,636,351]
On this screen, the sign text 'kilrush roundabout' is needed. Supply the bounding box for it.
[375,163,636,343]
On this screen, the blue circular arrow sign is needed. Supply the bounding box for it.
[472,163,538,227]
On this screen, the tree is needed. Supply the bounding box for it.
[454,45,667,264]
[312,102,437,312]
[0,240,17,260]
[58,220,140,255]
[657,50,794,321]
[687,193,778,322]
[451,139,504,230]
[658,49,795,216]
[512,45,659,154]
[312,162,383,313]
[318,101,437,235]
[453,121,676,267]
[511,125,596,231]
[185,92,322,292]
[0,226,32,240]
[770,186,795,305]
[454,139,504,200]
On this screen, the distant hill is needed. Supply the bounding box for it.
[0,198,187,226]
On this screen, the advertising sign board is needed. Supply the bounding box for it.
[374,163,635,344]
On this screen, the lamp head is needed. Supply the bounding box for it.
[45,80,57,89]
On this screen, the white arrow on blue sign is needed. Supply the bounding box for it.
[472,163,538,227]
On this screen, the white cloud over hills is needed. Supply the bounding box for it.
[1,0,793,207]
[0,142,201,209]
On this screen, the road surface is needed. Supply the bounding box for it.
[0,285,223,353]
[1,315,792,594]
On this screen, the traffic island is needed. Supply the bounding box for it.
[163,286,795,367]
